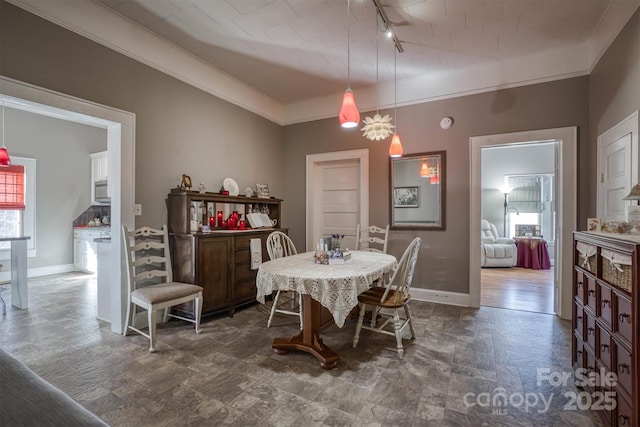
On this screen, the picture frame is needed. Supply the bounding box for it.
[180,174,192,191]
[587,217,601,232]
[393,186,419,208]
[256,183,270,199]
[515,224,541,237]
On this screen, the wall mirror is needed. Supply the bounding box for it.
[389,151,446,230]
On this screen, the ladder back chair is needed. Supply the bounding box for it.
[122,225,203,352]
[352,237,421,359]
[266,231,303,329]
[355,224,390,253]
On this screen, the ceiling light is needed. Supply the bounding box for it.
[388,48,403,158]
[338,0,360,129]
[0,102,11,167]
[420,160,430,178]
[386,28,393,38]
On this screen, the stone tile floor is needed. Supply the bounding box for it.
[0,273,603,426]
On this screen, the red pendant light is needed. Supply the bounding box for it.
[338,0,360,128]
[339,88,360,128]
[420,160,430,177]
[430,163,440,184]
[0,103,10,167]
[389,134,403,158]
[388,46,403,157]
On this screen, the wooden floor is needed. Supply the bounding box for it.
[481,266,554,314]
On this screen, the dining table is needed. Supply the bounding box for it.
[256,250,398,369]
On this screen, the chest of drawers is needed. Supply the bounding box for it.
[573,232,638,426]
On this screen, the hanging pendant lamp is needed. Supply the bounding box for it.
[339,0,360,128]
[420,160,430,178]
[0,102,11,167]
[388,48,403,157]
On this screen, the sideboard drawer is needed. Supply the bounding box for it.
[598,326,612,369]
[585,312,596,351]
[575,269,586,303]
[614,341,633,396]
[615,294,633,345]
[598,283,613,328]
[586,275,597,312]
[574,303,584,337]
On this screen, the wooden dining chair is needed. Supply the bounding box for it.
[352,237,421,359]
[266,231,303,329]
[355,224,390,253]
[122,225,203,352]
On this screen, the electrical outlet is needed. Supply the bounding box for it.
[134,204,142,216]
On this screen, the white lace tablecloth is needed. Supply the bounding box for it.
[256,251,398,328]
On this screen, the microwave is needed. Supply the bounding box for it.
[94,179,110,203]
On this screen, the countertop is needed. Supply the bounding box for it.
[94,238,111,243]
[74,226,111,230]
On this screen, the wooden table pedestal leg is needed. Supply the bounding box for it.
[272,295,339,369]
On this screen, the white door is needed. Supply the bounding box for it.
[316,160,359,250]
[306,150,369,252]
[598,112,639,221]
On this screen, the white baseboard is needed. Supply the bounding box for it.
[0,264,75,282]
[411,287,471,307]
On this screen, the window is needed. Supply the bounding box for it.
[0,157,36,258]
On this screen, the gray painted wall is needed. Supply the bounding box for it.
[3,1,639,297]
[8,108,106,268]
[0,2,285,233]
[284,79,588,294]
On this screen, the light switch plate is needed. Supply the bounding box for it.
[134,204,142,216]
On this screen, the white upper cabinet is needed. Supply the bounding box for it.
[90,151,109,204]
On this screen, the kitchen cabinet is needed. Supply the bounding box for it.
[90,151,108,205]
[73,228,104,273]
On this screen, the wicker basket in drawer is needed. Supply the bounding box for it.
[601,249,632,294]
[576,242,597,273]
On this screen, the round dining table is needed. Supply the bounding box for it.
[256,250,397,369]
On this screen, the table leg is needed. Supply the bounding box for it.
[11,239,28,309]
[272,294,339,369]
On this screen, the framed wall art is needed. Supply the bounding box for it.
[393,186,419,208]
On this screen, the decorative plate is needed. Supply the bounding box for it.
[223,178,240,196]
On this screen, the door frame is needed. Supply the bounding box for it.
[469,127,577,320]
[1,75,136,334]
[597,110,639,219]
[305,149,369,252]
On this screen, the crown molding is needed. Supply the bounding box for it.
[7,0,639,126]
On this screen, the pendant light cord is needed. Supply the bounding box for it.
[346,0,351,90]
[394,47,397,133]
[1,102,5,149]
[375,13,379,114]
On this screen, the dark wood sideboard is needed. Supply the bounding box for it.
[573,232,638,426]
[167,189,284,318]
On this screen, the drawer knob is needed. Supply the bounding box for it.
[587,327,594,335]
[577,281,583,287]
[576,315,583,320]
[618,313,630,323]
[600,299,609,308]
[600,344,609,352]
[576,350,583,356]
[618,414,628,425]
[587,289,595,296]
[618,363,629,374]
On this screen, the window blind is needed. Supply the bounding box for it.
[0,165,25,210]
[508,176,541,213]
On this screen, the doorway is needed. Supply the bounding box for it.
[1,76,135,334]
[469,127,577,321]
[480,143,556,314]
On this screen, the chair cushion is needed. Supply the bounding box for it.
[358,287,410,308]
[482,243,514,259]
[131,282,202,304]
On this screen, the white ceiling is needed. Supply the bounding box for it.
[8,0,640,125]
